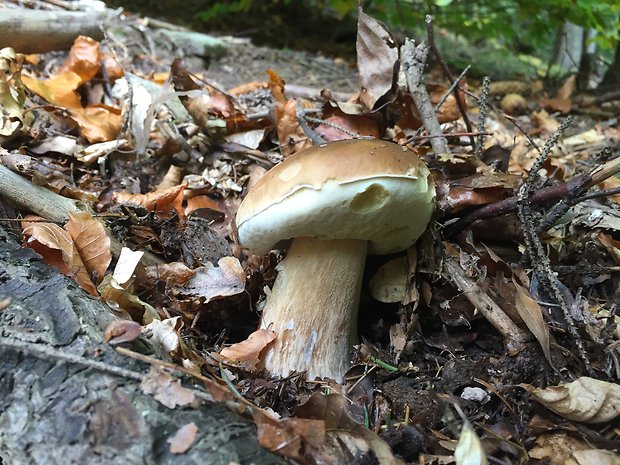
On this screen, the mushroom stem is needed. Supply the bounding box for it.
[260,236,367,382]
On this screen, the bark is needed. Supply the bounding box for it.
[0,226,284,465]
[550,22,583,73]
[601,37,620,88]
[0,8,106,53]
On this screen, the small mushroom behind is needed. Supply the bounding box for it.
[235,139,435,382]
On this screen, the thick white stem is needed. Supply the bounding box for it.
[260,237,367,382]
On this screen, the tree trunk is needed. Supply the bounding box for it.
[0,226,284,465]
[550,22,583,74]
[601,37,620,88]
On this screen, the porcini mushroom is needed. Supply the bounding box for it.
[235,139,435,381]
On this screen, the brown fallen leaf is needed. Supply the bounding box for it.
[58,35,100,83]
[98,275,160,324]
[142,262,196,287]
[512,278,552,363]
[220,329,276,369]
[356,8,398,111]
[103,319,143,345]
[66,105,122,143]
[167,422,198,454]
[295,393,405,465]
[253,411,325,462]
[66,212,111,284]
[523,377,620,423]
[274,98,312,157]
[113,184,186,218]
[140,366,201,409]
[22,71,83,108]
[183,256,245,302]
[22,215,98,295]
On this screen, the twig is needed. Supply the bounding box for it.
[515,117,593,374]
[443,251,529,349]
[426,15,475,148]
[401,37,449,156]
[0,337,144,381]
[296,99,325,145]
[474,77,490,158]
[445,149,620,234]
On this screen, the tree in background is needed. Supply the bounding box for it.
[198,0,619,87]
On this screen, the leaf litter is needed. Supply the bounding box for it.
[0,3,619,464]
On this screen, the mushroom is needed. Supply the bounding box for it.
[235,139,435,381]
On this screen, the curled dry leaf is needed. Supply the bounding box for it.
[144,317,183,355]
[113,184,186,218]
[59,35,100,83]
[220,329,276,369]
[143,262,196,287]
[253,411,325,462]
[523,377,620,423]
[0,48,31,138]
[356,8,398,111]
[66,105,122,143]
[274,98,312,157]
[140,366,200,409]
[113,247,145,285]
[454,422,488,465]
[295,393,405,465]
[512,278,552,363]
[98,275,160,324]
[22,215,98,295]
[103,319,142,345]
[66,212,111,283]
[167,422,198,454]
[183,256,245,302]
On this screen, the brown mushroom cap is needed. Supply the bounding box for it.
[236,139,435,255]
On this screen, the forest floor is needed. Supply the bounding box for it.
[1,2,620,465]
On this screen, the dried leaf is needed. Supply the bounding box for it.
[66,105,122,143]
[113,247,145,285]
[143,262,196,286]
[598,232,620,265]
[0,48,30,138]
[512,278,552,363]
[253,411,325,462]
[529,433,596,464]
[523,377,620,423]
[22,216,97,295]
[184,256,245,302]
[356,8,398,111]
[98,275,160,324]
[167,422,198,454]
[103,319,142,345]
[140,366,200,409]
[220,329,276,369]
[66,212,111,283]
[22,71,83,108]
[274,98,312,157]
[144,317,182,355]
[59,35,100,83]
[570,449,620,465]
[315,103,381,141]
[295,393,405,465]
[113,184,186,217]
[455,422,488,465]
